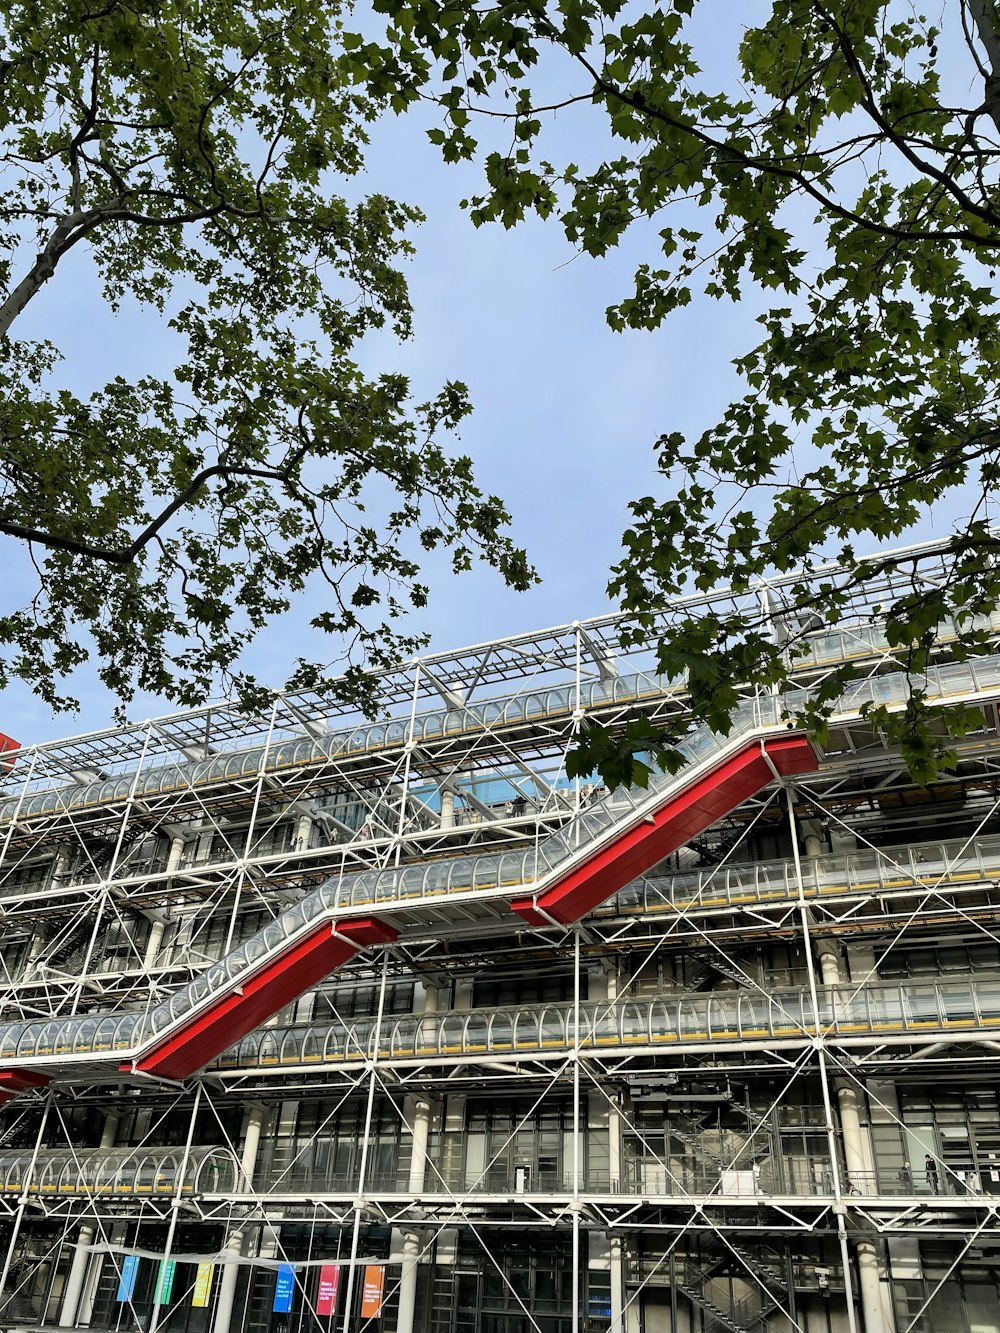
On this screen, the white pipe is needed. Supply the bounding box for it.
[142,919,165,971]
[855,1239,887,1333]
[440,790,455,830]
[58,1113,119,1327]
[212,1103,268,1333]
[395,1231,422,1333]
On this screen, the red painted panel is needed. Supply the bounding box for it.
[0,1092,14,1107]
[766,734,820,777]
[336,917,399,948]
[512,736,817,927]
[0,733,17,772]
[133,916,399,1081]
[0,1069,50,1092]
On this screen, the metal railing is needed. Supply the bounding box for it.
[5,653,1000,1070]
[212,974,1000,1071]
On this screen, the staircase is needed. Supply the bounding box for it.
[678,1269,783,1333]
[39,916,109,974]
[723,1091,769,1135]
[677,1239,788,1333]
[677,1275,754,1333]
[0,1109,29,1149]
[724,1239,788,1292]
[667,1118,729,1174]
[691,950,757,988]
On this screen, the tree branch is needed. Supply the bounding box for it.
[562,44,1000,248]
[965,0,1000,136]
[0,458,305,565]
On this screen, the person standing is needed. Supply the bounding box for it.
[925,1153,939,1195]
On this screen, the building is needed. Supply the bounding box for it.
[2,535,1000,1333]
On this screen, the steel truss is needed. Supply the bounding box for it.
[4,536,1000,1333]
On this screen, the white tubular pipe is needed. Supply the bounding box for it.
[211,1104,267,1333]
[855,1239,888,1333]
[58,1113,119,1328]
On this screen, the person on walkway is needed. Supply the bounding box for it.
[899,1160,912,1191]
[925,1153,939,1194]
[512,795,527,816]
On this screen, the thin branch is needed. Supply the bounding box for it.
[559,43,1000,248]
[965,0,1000,134]
[0,457,306,565]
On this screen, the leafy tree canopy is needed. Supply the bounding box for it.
[0,0,533,720]
[346,0,1000,783]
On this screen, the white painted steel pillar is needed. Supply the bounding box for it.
[396,983,436,1333]
[395,1230,422,1333]
[815,936,843,987]
[440,789,455,829]
[58,1113,120,1327]
[295,812,312,851]
[166,836,186,873]
[855,1239,887,1333]
[836,1083,869,1186]
[212,1103,268,1333]
[142,918,165,970]
[809,899,884,1333]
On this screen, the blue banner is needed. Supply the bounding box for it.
[116,1255,140,1303]
[273,1264,296,1314]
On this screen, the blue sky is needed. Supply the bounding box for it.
[0,11,975,746]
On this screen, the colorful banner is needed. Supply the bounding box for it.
[316,1263,341,1317]
[116,1255,139,1303]
[360,1265,385,1319]
[273,1264,297,1314]
[156,1259,177,1304]
[192,1263,216,1308]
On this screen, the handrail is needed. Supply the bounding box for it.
[609,831,1000,919]
[0,1144,237,1195]
[5,607,998,831]
[3,652,1000,1074]
[214,975,1000,1069]
[0,668,675,827]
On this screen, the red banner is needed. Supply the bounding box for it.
[360,1265,384,1319]
[316,1264,340,1317]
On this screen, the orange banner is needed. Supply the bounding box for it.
[360,1265,384,1319]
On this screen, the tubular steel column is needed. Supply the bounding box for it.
[212,1102,269,1333]
[594,964,625,1333]
[394,663,421,862]
[0,1092,54,1310]
[396,1081,433,1333]
[222,701,279,958]
[396,1231,422,1333]
[785,786,863,1333]
[855,1240,886,1333]
[440,788,455,829]
[148,1084,202,1333]
[142,916,166,971]
[69,725,154,1016]
[808,932,876,1192]
[340,950,390,1333]
[59,1111,120,1327]
[572,923,582,1333]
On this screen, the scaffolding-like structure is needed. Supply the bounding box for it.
[3,535,1000,1333]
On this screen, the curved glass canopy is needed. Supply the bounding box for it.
[0,1144,238,1195]
[1,651,999,1071]
[0,669,674,826]
[218,976,1000,1069]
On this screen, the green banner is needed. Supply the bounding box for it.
[156,1259,177,1304]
